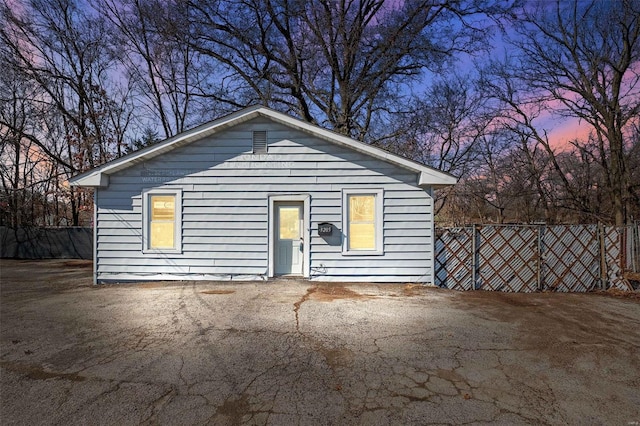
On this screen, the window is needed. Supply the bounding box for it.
[252,130,267,154]
[342,189,383,255]
[143,189,182,253]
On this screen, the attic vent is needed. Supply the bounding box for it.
[252,130,267,154]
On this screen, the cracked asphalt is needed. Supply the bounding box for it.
[1,259,639,425]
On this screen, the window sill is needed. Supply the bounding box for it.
[142,248,183,255]
[341,250,384,256]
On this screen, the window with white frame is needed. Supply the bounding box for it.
[342,189,383,255]
[143,189,182,253]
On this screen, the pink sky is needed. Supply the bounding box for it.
[546,117,592,150]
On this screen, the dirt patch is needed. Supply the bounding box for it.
[0,259,93,302]
[451,290,544,310]
[402,284,429,296]
[216,393,250,426]
[135,282,172,289]
[450,289,640,370]
[293,286,317,330]
[0,361,86,382]
[309,284,373,301]
[201,290,235,295]
[321,347,354,370]
[486,291,544,307]
[60,260,92,268]
[592,288,640,301]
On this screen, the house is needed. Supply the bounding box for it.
[70,106,457,283]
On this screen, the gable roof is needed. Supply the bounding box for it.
[69,105,457,188]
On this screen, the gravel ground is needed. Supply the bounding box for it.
[1,259,639,425]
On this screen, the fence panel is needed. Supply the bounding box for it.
[542,225,600,292]
[604,226,632,290]
[0,226,92,259]
[477,226,538,292]
[434,223,636,292]
[435,227,474,290]
[623,222,640,274]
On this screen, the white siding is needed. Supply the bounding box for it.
[95,116,435,283]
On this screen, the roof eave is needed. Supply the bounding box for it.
[69,172,109,187]
[418,171,458,189]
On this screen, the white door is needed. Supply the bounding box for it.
[274,203,303,275]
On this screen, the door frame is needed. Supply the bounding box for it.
[268,194,310,278]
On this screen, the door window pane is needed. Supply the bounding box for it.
[279,207,300,240]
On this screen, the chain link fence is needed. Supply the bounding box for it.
[435,223,640,292]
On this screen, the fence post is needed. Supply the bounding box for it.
[471,224,477,290]
[633,222,640,273]
[621,225,628,274]
[537,225,543,291]
[598,222,608,290]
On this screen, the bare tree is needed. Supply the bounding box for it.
[383,73,498,214]
[439,129,553,225]
[629,121,640,218]
[98,0,222,138]
[0,53,72,226]
[180,0,510,140]
[486,0,640,225]
[0,0,132,225]
[0,62,34,227]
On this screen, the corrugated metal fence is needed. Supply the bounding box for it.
[435,223,640,292]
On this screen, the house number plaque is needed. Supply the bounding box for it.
[318,223,333,236]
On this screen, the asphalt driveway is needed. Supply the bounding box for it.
[1,259,639,425]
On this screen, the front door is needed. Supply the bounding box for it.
[274,202,303,275]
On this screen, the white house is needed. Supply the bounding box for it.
[70,106,456,284]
